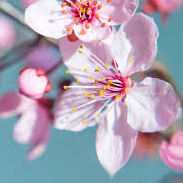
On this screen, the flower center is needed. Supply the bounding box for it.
[61,0,113,35]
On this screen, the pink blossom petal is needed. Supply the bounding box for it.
[14,100,49,160]
[59,36,113,83]
[168,145,183,161]
[21,0,42,8]
[0,92,24,118]
[96,101,138,177]
[125,77,180,132]
[54,87,104,131]
[112,13,158,76]
[73,22,112,42]
[159,141,183,171]
[25,0,73,39]
[99,0,138,25]
[170,131,183,146]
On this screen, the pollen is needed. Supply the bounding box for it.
[105,63,109,67]
[98,4,102,10]
[79,50,83,54]
[84,92,88,97]
[90,94,95,98]
[83,120,87,125]
[116,94,121,99]
[80,29,86,35]
[93,1,98,5]
[125,88,130,93]
[63,85,67,89]
[72,108,76,112]
[107,84,110,89]
[100,93,104,97]
[65,70,70,74]
[80,44,83,48]
[95,68,101,72]
[61,10,67,14]
[74,18,80,24]
[85,23,90,29]
[102,78,105,81]
[107,0,113,2]
[101,23,106,28]
[108,80,113,84]
[91,77,94,81]
[129,59,134,62]
[103,85,107,90]
[76,79,80,83]
[95,14,100,19]
[84,68,88,72]
[61,2,66,7]
[97,114,100,117]
[66,26,72,31]
[108,18,113,22]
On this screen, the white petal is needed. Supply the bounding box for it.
[25,0,73,39]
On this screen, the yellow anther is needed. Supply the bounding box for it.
[97,89,102,92]
[61,10,67,14]
[72,108,76,112]
[80,45,83,48]
[98,4,102,10]
[61,2,66,7]
[91,77,94,81]
[93,1,98,5]
[125,88,130,93]
[92,83,96,86]
[79,50,83,54]
[102,78,105,81]
[108,18,113,22]
[63,85,67,89]
[108,80,113,84]
[76,79,80,83]
[83,120,87,124]
[84,68,88,72]
[101,23,106,28]
[105,63,109,67]
[107,0,113,2]
[95,68,101,72]
[97,114,100,117]
[90,94,95,98]
[107,84,110,89]
[129,59,134,62]
[84,92,88,97]
[98,39,102,42]
[80,29,86,35]
[103,85,107,90]
[100,93,104,97]
[65,70,70,74]
[66,26,72,31]
[116,94,121,99]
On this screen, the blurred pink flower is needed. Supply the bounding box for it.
[159,131,183,171]
[54,13,180,176]
[0,92,52,160]
[21,0,43,8]
[19,68,51,99]
[142,0,183,22]
[0,16,16,48]
[25,0,138,42]
[24,45,59,72]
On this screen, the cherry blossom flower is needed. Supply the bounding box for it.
[0,16,16,48]
[54,13,180,176]
[25,0,138,42]
[0,91,52,160]
[19,68,51,99]
[142,0,183,22]
[159,131,183,171]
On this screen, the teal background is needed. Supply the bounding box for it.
[0,0,183,183]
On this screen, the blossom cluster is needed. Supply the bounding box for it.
[0,0,182,177]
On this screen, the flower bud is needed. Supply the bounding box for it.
[19,68,51,99]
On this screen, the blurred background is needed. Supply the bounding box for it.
[0,0,182,183]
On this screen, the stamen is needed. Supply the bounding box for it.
[108,18,113,22]
[101,23,106,28]
[61,10,67,14]
[66,26,73,31]
[98,4,102,10]
[63,85,68,89]
[65,70,70,74]
[129,59,134,62]
[83,120,87,124]
[61,2,67,7]
[72,107,76,112]
[85,23,90,29]
[80,29,86,35]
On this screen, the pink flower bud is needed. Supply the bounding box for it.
[0,16,16,49]
[19,68,51,99]
[159,131,183,171]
